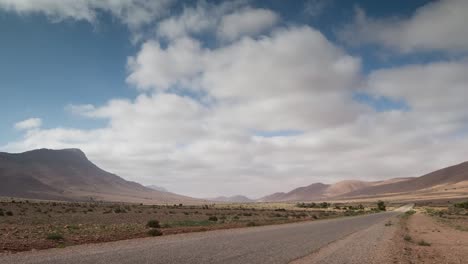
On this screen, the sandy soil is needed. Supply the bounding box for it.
[393,211,468,264]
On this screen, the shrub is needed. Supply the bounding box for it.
[47,233,64,241]
[274,208,286,212]
[246,221,257,227]
[385,221,392,226]
[404,235,412,242]
[114,207,126,214]
[5,211,13,216]
[208,216,218,221]
[454,201,468,209]
[377,201,386,211]
[147,229,163,237]
[418,240,431,246]
[147,220,160,228]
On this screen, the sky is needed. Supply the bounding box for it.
[1,0,468,198]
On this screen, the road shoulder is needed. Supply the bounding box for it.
[290,215,399,264]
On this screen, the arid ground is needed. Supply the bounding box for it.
[0,198,377,253]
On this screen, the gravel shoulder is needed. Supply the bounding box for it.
[290,216,400,264]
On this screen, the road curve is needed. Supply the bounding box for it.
[0,211,404,264]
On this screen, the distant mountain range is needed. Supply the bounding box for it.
[0,148,197,204]
[1,148,467,204]
[205,195,254,203]
[259,161,468,202]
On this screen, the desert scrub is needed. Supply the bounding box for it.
[404,234,412,242]
[147,220,161,228]
[147,229,163,237]
[47,233,64,241]
[377,200,386,211]
[418,240,431,246]
[246,221,257,227]
[208,216,218,221]
[5,211,13,216]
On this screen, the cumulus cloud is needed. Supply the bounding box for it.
[339,0,468,53]
[0,0,174,28]
[217,7,279,41]
[14,118,42,131]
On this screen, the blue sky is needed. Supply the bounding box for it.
[1,0,467,197]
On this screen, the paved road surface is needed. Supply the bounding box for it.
[0,206,411,264]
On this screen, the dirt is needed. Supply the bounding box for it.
[0,200,372,254]
[391,210,468,264]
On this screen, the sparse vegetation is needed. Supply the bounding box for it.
[0,199,375,253]
[46,233,64,241]
[147,229,163,237]
[377,200,386,211]
[246,221,257,227]
[417,240,431,246]
[454,201,468,209]
[404,234,412,242]
[147,220,161,228]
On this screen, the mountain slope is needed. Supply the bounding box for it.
[259,161,468,202]
[0,148,197,203]
[344,161,468,197]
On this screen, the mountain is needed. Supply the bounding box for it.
[146,185,168,192]
[344,161,468,198]
[0,148,197,204]
[207,195,254,203]
[259,161,468,202]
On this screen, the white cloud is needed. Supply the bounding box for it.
[339,0,468,53]
[0,0,174,28]
[156,1,277,42]
[14,118,42,131]
[217,7,279,42]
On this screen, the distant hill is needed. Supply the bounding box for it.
[344,161,468,198]
[206,195,254,203]
[0,148,198,204]
[259,161,468,202]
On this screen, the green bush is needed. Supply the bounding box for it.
[47,233,64,241]
[147,220,160,228]
[377,201,386,211]
[454,201,468,209]
[208,216,218,221]
[147,229,163,237]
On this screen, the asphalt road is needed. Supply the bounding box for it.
[0,208,409,264]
